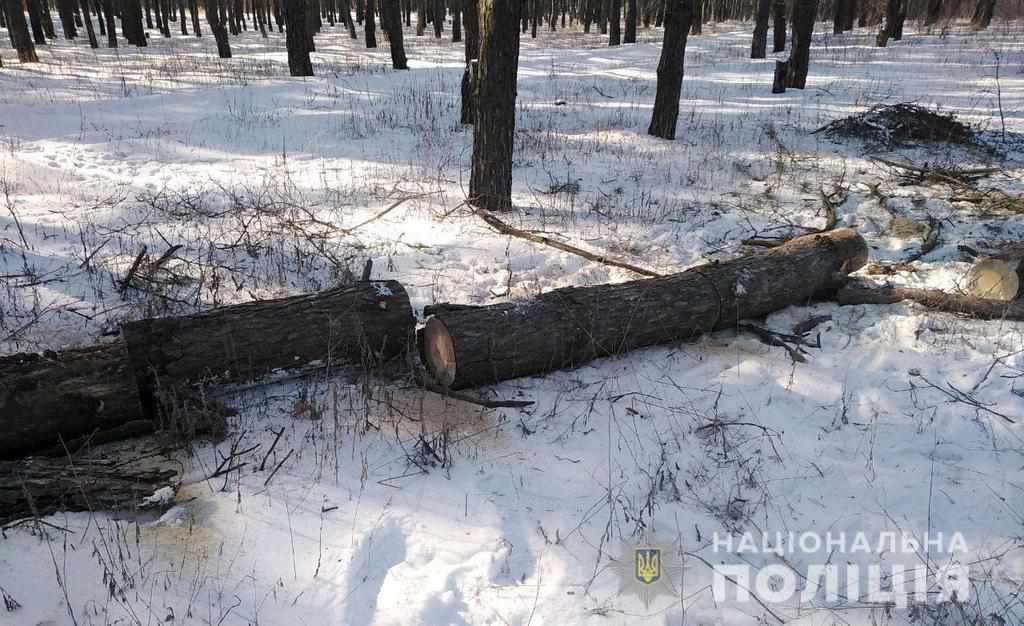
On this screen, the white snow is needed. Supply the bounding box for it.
[1,15,1023,626]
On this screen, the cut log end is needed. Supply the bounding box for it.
[423,317,457,387]
[966,258,1021,301]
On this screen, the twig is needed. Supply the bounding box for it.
[263,449,294,487]
[118,245,148,295]
[259,427,285,471]
[474,208,660,278]
[340,191,437,235]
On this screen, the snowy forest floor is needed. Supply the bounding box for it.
[1,17,1024,626]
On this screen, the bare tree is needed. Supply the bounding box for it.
[786,0,816,87]
[4,0,40,61]
[751,0,770,57]
[648,0,695,139]
[459,0,479,124]
[380,0,407,67]
[285,0,314,74]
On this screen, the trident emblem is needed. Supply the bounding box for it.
[634,548,661,584]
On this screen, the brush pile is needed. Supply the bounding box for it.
[815,103,977,147]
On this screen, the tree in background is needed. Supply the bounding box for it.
[285,0,314,74]
[648,0,695,139]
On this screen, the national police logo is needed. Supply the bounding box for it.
[612,536,686,611]
[634,547,661,584]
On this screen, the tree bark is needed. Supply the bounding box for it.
[380,0,408,67]
[468,0,521,212]
[103,0,117,45]
[3,0,39,61]
[924,0,942,26]
[786,0,816,88]
[80,0,99,46]
[208,0,231,55]
[450,0,460,40]
[422,229,868,389]
[459,0,479,123]
[772,58,788,92]
[647,0,694,140]
[364,0,376,46]
[970,0,995,29]
[623,0,636,41]
[26,0,47,44]
[833,0,846,32]
[431,0,441,35]
[608,0,620,44]
[1,451,178,525]
[836,282,1024,320]
[771,0,785,51]
[121,281,413,419]
[751,0,769,58]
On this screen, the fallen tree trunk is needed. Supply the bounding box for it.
[421,228,868,389]
[0,344,144,460]
[1,443,177,525]
[122,280,414,418]
[1,281,414,460]
[836,282,1024,320]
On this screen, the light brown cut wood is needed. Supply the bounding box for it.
[837,282,1024,320]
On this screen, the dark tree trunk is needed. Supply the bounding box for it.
[608,0,620,43]
[144,0,153,28]
[772,58,787,92]
[842,0,855,30]
[26,0,47,44]
[751,0,769,57]
[833,0,845,32]
[103,0,117,45]
[771,0,785,51]
[177,0,187,33]
[786,0,816,88]
[450,0,460,40]
[416,0,424,33]
[422,229,868,389]
[431,0,441,35]
[160,0,171,35]
[124,0,148,45]
[459,0,479,123]
[285,0,314,73]
[364,0,376,46]
[381,0,407,66]
[80,0,99,45]
[207,0,231,55]
[57,0,78,37]
[96,0,106,35]
[468,0,522,212]
[970,0,994,29]
[189,0,201,35]
[5,0,40,60]
[924,0,941,25]
[647,0,694,140]
[623,0,636,41]
[689,0,700,33]
[340,0,357,36]
[41,0,56,37]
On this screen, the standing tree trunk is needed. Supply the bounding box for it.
[751,0,769,57]
[689,0,700,33]
[608,0,620,43]
[771,0,785,51]
[416,0,424,33]
[208,0,232,56]
[623,0,636,41]
[4,0,40,61]
[450,0,460,39]
[970,0,994,29]
[924,0,941,25]
[468,0,521,212]
[364,0,376,46]
[459,0,479,124]
[285,0,314,73]
[380,0,407,67]
[340,0,357,35]
[80,0,99,45]
[160,0,171,35]
[833,0,846,32]
[178,0,188,33]
[26,0,48,44]
[103,0,117,45]
[431,0,441,35]
[786,0,816,88]
[57,0,78,37]
[647,0,694,140]
[189,0,201,35]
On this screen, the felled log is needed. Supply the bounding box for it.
[965,258,1022,301]
[1,281,414,460]
[421,228,868,389]
[0,344,144,460]
[1,444,177,525]
[837,282,1024,320]
[122,280,414,417]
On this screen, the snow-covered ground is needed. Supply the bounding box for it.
[1,16,1023,626]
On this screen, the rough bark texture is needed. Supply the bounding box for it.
[970,0,996,29]
[122,281,413,417]
[208,0,232,56]
[422,229,868,389]
[286,0,314,73]
[772,59,788,92]
[647,0,694,140]
[836,282,1024,320]
[771,0,785,51]
[751,0,770,58]
[0,444,177,524]
[786,0,816,88]
[4,0,39,62]
[381,0,407,67]
[608,0,620,44]
[468,0,521,211]
[623,0,636,42]
[364,0,376,47]
[103,0,117,45]
[924,0,942,25]
[26,0,47,45]
[0,344,142,460]
[459,0,479,124]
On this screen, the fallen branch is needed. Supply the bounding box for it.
[474,208,661,278]
[836,281,1024,321]
[340,190,437,235]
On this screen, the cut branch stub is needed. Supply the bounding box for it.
[422,228,868,389]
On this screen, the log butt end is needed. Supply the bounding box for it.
[423,317,457,387]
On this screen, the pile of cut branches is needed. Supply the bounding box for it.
[815,103,977,147]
